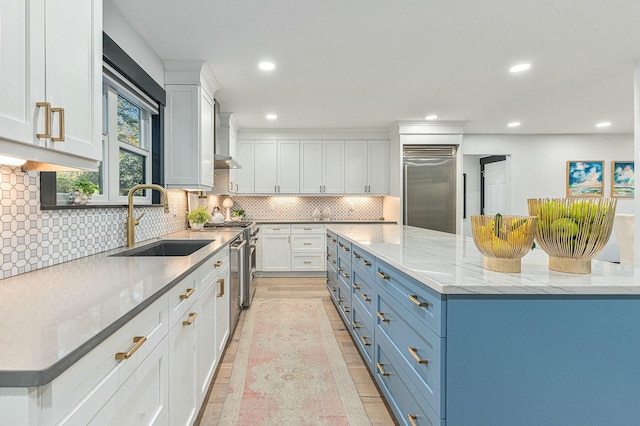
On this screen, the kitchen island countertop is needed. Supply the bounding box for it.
[0,229,241,387]
[327,224,640,295]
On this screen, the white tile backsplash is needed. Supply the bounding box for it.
[0,166,188,280]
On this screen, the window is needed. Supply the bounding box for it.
[55,66,157,204]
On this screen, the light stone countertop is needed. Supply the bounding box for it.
[327,224,640,295]
[254,219,396,224]
[0,229,242,387]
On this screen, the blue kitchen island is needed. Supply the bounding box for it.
[326,224,640,426]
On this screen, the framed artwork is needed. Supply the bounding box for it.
[566,161,604,197]
[611,161,634,198]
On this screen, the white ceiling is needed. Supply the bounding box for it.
[109,0,640,134]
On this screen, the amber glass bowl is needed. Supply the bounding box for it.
[527,198,617,274]
[471,215,537,273]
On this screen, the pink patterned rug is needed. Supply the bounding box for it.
[218,298,371,425]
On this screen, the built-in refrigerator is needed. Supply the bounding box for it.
[403,145,457,234]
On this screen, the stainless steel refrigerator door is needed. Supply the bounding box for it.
[403,157,457,233]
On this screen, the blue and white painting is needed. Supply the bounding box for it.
[612,161,634,198]
[567,161,603,197]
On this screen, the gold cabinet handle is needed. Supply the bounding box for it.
[51,107,65,141]
[338,297,343,302]
[36,102,51,138]
[217,278,225,297]
[338,242,344,247]
[376,362,390,376]
[183,312,198,326]
[376,271,389,280]
[408,347,428,364]
[303,242,312,245]
[342,246,350,252]
[342,272,350,279]
[331,286,337,291]
[352,320,361,329]
[352,253,361,259]
[303,228,312,230]
[361,293,371,302]
[338,267,343,272]
[352,283,361,290]
[361,260,371,267]
[376,312,390,322]
[304,261,312,264]
[331,260,336,264]
[180,288,195,300]
[407,414,418,426]
[408,294,427,307]
[214,260,223,267]
[360,335,370,346]
[115,336,147,360]
[344,307,350,313]
[332,238,336,243]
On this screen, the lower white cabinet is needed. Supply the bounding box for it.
[0,247,232,426]
[259,224,326,273]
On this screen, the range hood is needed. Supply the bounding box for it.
[214,105,242,169]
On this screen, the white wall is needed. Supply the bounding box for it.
[103,0,165,85]
[462,156,481,236]
[462,134,634,215]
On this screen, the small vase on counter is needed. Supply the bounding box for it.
[312,208,322,221]
[322,207,332,220]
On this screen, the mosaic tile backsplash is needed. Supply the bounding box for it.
[0,166,188,280]
[205,195,384,221]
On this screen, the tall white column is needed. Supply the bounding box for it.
[634,61,640,266]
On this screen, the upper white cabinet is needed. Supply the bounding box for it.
[164,61,218,191]
[345,140,389,194]
[254,140,300,194]
[0,0,101,169]
[300,140,344,194]
[233,140,255,193]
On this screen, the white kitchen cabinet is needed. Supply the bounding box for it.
[345,140,389,194]
[214,267,230,363]
[300,140,344,194]
[233,140,255,193]
[259,224,326,273]
[254,140,300,194]
[262,235,292,271]
[168,308,198,426]
[0,0,101,169]
[164,61,217,191]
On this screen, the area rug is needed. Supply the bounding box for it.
[218,298,371,425]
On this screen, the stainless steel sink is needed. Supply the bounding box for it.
[111,240,215,257]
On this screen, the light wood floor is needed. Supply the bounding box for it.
[195,277,397,425]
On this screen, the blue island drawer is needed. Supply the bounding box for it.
[377,288,445,417]
[337,237,352,260]
[326,275,339,302]
[352,267,375,317]
[375,332,444,426]
[351,245,375,279]
[375,259,446,337]
[336,253,352,285]
[351,300,374,366]
[326,251,338,277]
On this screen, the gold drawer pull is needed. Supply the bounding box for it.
[214,260,223,267]
[408,294,427,307]
[36,102,52,138]
[352,283,361,290]
[180,288,195,300]
[342,272,350,279]
[360,335,370,346]
[272,228,280,230]
[303,242,312,245]
[407,414,418,426]
[361,260,371,267]
[51,107,65,141]
[361,293,371,302]
[183,312,198,326]
[352,253,361,259]
[338,243,344,247]
[338,267,343,271]
[331,286,337,291]
[217,278,225,297]
[331,260,336,264]
[304,261,312,264]
[376,312,390,322]
[342,246,350,252]
[376,271,389,280]
[303,228,312,230]
[352,320,361,329]
[408,347,428,364]
[376,362,390,376]
[115,336,147,360]
[338,297,343,302]
[332,238,336,243]
[344,307,350,313]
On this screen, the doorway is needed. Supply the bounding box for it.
[480,156,508,215]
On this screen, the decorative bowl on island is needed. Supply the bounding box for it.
[527,198,617,274]
[471,214,537,273]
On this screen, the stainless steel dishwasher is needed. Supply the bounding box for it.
[229,237,246,333]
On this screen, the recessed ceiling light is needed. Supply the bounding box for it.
[266,114,277,120]
[507,122,521,128]
[595,121,611,128]
[425,114,438,120]
[509,63,531,73]
[258,62,275,71]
